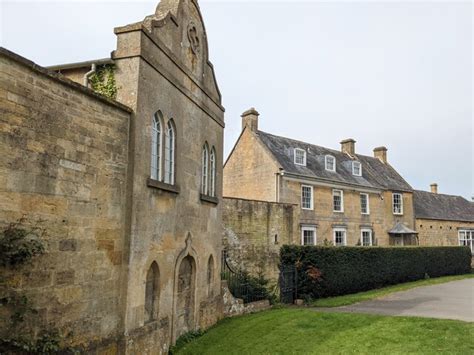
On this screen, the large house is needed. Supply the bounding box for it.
[0,0,224,352]
[224,108,417,248]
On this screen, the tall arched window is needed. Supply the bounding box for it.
[209,147,216,197]
[150,112,163,180]
[145,262,160,323]
[201,144,209,195]
[164,120,175,185]
[207,255,214,296]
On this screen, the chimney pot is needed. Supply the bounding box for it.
[340,138,356,155]
[430,183,438,194]
[373,146,388,164]
[241,107,259,132]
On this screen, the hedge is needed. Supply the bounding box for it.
[280,246,472,299]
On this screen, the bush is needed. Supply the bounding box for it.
[280,246,472,299]
[227,271,273,304]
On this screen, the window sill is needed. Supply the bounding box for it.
[200,194,218,205]
[393,213,404,216]
[333,210,344,213]
[147,178,180,194]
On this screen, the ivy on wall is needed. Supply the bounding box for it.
[89,64,117,100]
[0,219,45,267]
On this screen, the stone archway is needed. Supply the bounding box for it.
[176,255,196,338]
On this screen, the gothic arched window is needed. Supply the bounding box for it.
[150,112,163,180]
[164,120,176,185]
[145,262,160,323]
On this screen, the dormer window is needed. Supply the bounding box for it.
[325,155,336,171]
[294,148,306,166]
[352,161,362,176]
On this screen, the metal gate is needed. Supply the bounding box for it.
[279,265,297,304]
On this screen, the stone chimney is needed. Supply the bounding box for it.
[340,138,356,156]
[430,183,438,194]
[373,146,388,164]
[241,107,259,132]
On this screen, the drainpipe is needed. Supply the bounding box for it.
[83,63,97,87]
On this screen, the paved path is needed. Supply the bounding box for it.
[316,279,474,322]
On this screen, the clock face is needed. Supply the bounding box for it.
[187,23,200,54]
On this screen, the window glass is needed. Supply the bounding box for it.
[301,185,313,209]
[333,190,343,212]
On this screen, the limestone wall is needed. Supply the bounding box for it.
[416,218,474,247]
[279,179,415,246]
[0,49,131,350]
[223,129,280,202]
[222,197,298,282]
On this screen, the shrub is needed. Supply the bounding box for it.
[0,222,45,267]
[227,271,273,304]
[280,246,472,299]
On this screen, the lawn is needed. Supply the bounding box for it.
[312,273,474,307]
[174,308,473,355]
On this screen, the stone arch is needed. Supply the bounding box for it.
[207,255,214,297]
[176,255,196,338]
[172,233,198,341]
[144,261,160,323]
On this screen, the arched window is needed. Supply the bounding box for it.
[201,144,209,195]
[164,120,175,185]
[150,112,163,180]
[207,255,214,296]
[209,147,216,197]
[145,262,160,323]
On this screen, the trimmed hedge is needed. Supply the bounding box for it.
[280,246,472,299]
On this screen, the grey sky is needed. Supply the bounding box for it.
[2,0,472,199]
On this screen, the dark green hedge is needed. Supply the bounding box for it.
[280,246,472,299]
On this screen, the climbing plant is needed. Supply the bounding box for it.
[89,64,118,100]
[0,219,45,267]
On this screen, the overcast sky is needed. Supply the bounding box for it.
[2,0,472,199]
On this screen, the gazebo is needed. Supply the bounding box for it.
[388,222,418,246]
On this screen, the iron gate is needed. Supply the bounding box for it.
[279,265,297,304]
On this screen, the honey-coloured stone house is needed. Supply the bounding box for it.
[224,108,418,249]
[1,0,225,353]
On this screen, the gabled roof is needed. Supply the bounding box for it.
[413,190,474,222]
[257,130,412,192]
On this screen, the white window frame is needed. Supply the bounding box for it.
[392,193,403,215]
[301,185,314,210]
[294,148,307,166]
[333,189,344,213]
[352,161,362,176]
[209,147,216,197]
[333,228,347,246]
[164,120,176,185]
[301,226,317,246]
[361,229,373,246]
[360,193,370,215]
[459,230,473,254]
[150,112,163,181]
[325,155,336,172]
[201,144,209,195]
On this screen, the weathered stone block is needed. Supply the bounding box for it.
[59,239,77,251]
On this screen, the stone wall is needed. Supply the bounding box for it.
[416,218,474,247]
[223,129,280,202]
[0,48,131,350]
[279,179,416,247]
[222,197,297,281]
[221,281,271,317]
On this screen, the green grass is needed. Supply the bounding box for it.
[174,308,474,354]
[312,273,474,307]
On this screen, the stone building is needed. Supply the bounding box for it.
[222,197,298,281]
[224,108,417,250]
[0,0,224,353]
[414,185,474,253]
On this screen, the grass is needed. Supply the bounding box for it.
[312,273,474,307]
[174,308,474,354]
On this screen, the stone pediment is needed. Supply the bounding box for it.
[138,0,222,105]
